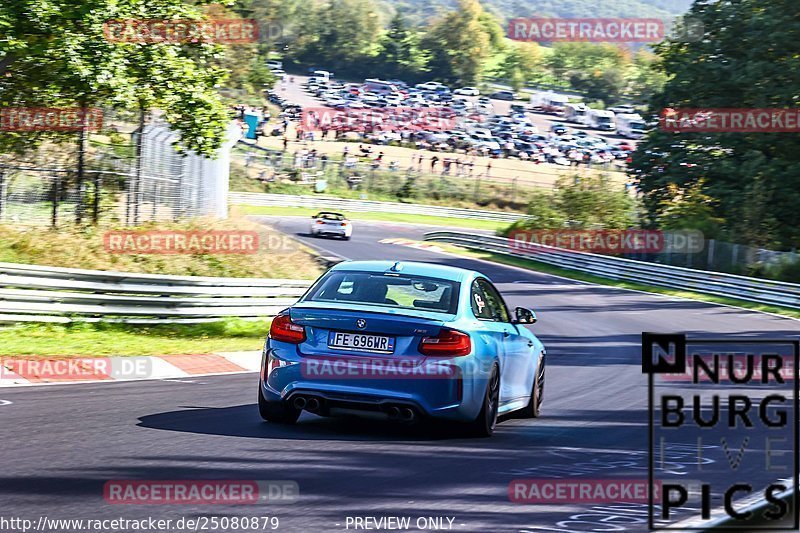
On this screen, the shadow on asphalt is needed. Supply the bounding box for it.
[135,404,645,444]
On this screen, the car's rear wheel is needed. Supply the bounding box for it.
[258,388,300,424]
[519,354,545,418]
[466,366,499,437]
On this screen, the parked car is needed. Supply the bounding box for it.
[454,87,480,96]
[489,90,516,101]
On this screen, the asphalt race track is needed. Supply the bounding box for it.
[1,217,798,533]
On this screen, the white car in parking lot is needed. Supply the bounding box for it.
[310,212,352,240]
[454,87,480,96]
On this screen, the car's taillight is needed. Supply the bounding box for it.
[315,220,325,224]
[419,329,471,357]
[270,313,306,344]
[341,222,348,227]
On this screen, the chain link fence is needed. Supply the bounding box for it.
[0,120,241,227]
[625,239,799,280]
[228,144,604,209]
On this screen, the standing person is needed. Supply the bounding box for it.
[486,161,492,177]
[430,155,439,173]
[282,136,288,152]
[320,153,329,171]
[504,140,514,158]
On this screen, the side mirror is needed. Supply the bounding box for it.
[514,307,537,324]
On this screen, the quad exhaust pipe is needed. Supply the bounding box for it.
[306,397,321,412]
[386,405,416,421]
[293,396,415,420]
[292,395,322,412]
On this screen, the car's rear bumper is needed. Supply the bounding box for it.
[259,346,489,422]
[311,227,352,237]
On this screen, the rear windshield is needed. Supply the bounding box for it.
[315,212,345,221]
[304,271,460,314]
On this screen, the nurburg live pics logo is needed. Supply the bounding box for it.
[642,333,799,530]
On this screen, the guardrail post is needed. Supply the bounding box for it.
[51,173,60,228]
[0,170,5,221]
[707,239,716,270]
[92,171,101,225]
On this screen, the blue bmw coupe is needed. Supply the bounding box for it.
[258,260,545,436]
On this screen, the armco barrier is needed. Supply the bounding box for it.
[423,231,800,310]
[0,262,312,323]
[229,192,525,223]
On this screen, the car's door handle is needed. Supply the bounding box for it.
[503,330,510,337]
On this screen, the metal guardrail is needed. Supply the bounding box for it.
[0,262,312,323]
[229,192,525,223]
[423,231,800,310]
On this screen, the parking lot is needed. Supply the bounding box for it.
[267,75,638,169]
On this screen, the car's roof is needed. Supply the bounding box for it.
[329,260,484,282]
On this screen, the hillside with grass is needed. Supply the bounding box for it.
[0,215,323,280]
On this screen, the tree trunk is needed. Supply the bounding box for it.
[131,107,146,225]
[75,104,88,224]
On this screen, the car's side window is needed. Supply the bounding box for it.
[477,279,510,322]
[470,280,494,320]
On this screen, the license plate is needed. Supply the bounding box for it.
[328,331,395,354]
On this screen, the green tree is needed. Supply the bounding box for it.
[567,68,625,104]
[497,42,542,92]
[555,175,636,229]
[657,180,725,239]
[630,0,800,249]
[287,0,382,76]
[421,0,495,85]
[375,13,430,81]
[0,0,234,223]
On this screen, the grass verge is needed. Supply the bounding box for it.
[437,243,800,320]
[240,205,509,232]
[0,215,322,279]
[0,319,269,357]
